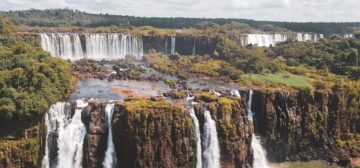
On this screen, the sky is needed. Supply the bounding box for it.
[0,0,359,22]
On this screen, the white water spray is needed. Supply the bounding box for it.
[192,39,196,55]
[103,103,117,168]
[247,90,269,168]
[42,100,88,168]
[202,110,220,168]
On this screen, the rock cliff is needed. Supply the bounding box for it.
[251,90,359,167]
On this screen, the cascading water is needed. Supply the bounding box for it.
[243,33,323,47]
[40,34,83,60]
[245,34,287,47]
[247,90,269,168]
[57,99,88,168]
[42,102,71,168]
[202,110,220,168]
[171,35,176,55]
[103,103,117,168]
[40,33,143,60]
[42,99,88,168]
[230,89,240,97]
[189,108,202,168]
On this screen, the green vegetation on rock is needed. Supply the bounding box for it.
[244,73,311,89]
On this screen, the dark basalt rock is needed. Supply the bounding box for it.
[194,96,253,168]
[82,102,108,168]
[251,90,360,167]
[112,101,197,168]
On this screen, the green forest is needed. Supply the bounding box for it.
[0,19,74,129]
[1,8,360,35]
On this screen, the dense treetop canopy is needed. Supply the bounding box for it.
[1,9,359,35]
[0,18,74,124]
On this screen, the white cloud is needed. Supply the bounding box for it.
[0,0,358,22]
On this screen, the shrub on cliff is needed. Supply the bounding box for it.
[144,52,181,75]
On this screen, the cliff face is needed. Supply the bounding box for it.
[194,96,253,168]
[143,35,218,55]
[251,90,360,166]
[112,100,197,168]
[81,97,254,168]
[1,89,358,168]
[82,103,108,168]
[0,123,45,168]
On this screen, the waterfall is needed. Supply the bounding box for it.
[296,33,323,42]
[57,99,88,168]
[103,103,117,168]
[40,33,143,60]
[42,102,71,168]
[171,35,176,55]
[189,108,202,168]
[202,110,220,168]
[192,39,196,55]
[42,100,88,168]
[243,33,323,47]
[247,90,269,168]
[40,34,83,60]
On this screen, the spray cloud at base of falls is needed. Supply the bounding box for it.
[103,103,117,168]
[40,33,143,60]
[247,90,269,168]
[42,99,88,168]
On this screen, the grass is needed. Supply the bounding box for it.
[244,73,312,89]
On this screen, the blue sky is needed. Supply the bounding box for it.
[0,0,358,22]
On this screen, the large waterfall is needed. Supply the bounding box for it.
[42,99,88,168]
[40,33,143,60]
[247,90,269,168]
[189,108,202,168]
[242,33,323,47]
[202,110,220,168]
[103,103,117,168]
